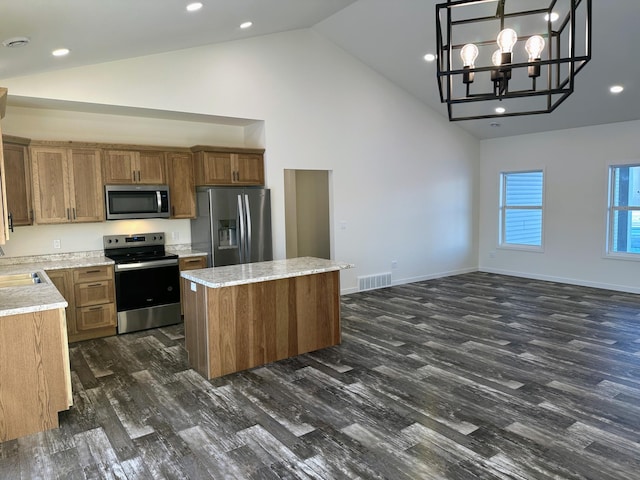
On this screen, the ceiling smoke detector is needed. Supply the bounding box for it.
[2,36,30,48]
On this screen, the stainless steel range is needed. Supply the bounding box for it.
[103,232,181,334]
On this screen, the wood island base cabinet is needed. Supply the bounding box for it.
[0,308,72,442]
[182,271,341,379]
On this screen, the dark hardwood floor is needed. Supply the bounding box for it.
[1,272,640,479]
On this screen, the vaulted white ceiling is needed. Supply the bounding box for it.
[0,0,638,139]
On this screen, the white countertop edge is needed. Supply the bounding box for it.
[0,299,69,318]
[181,258,354,289]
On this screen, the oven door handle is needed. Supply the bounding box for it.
[114,258,179,272]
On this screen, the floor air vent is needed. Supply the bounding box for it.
[358,272,392,291]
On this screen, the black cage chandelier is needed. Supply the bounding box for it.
[436,0,592,121]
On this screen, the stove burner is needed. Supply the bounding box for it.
[103,232,176,264]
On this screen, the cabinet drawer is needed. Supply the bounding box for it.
[76,303,116,331]
[75,281,115,307]
[179,256,207,270]
[73,265,113,283]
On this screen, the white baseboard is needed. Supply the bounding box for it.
[479,266,640,294]
[341,266,477,296]
[342,266,640,295]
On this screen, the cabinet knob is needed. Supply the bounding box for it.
[8,213,13,232]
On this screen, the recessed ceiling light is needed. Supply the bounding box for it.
[610,85,624,94]
[490,122,501,127]
[52,48,70,57]
[495,107,506,114]
[423,53,436,62]
[2,36,30,48]
[186,2,203,12]
[544,12,559,22]
[240,21,253,29]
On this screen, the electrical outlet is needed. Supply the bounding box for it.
[391,260,398,269]
[53,239,61,249]
[172,231,179,241]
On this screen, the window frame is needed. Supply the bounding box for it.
[498,169,545,252]
[606,162,640,260]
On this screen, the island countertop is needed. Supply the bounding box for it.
[180,256,354,289]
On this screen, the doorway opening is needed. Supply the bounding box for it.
[284,169,332,259]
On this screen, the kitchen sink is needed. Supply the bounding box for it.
[0,272,43,288]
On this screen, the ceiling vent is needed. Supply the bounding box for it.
[2,37,30,48]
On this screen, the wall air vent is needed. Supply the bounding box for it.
[358,272,392,292]
[2,37,30,48]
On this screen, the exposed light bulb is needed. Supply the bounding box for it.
[491,49,502,67]
[545,12,559,22]
[497,28,518,54]
[460,43,479,67]
[525,35,545,61]
[495,107,506,114]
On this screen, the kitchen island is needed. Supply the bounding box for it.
[180,257,353,379]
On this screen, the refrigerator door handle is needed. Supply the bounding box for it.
[244,194,252,262]
[237,194,245,263]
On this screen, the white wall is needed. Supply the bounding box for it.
[0,29,480,292]
[479,120,640,293]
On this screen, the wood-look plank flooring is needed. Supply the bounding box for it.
[1,271,640,479]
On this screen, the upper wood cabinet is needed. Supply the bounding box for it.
[166,151,195,219]
[192,147,264,186]
[103,149,165,184]
[30,147,104,224]
[2,139,32,227]
[0,87,8,245]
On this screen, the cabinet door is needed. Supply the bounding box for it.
[69,149,104,222]
[103,150,139,184]
[0,128,8,244]
[30,147,71,224]
[138,151,166,184]
[197,151,233,185]
[179,256,207,315]
[46,269,77,337]
[76,303,116,331]
[234,153,264,185]
[3,143,32,226]
[166,152,195,218]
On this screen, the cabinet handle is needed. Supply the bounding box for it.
[132,171,136,182]
[85,269,101,274]
[67,208,70,220]
[8,213,13,233]
[30,209,34,222]
[87,283,103,287]
[88,306,103,311]
[171,205,175,216]
[73,208,77,220]
[137,170,141,182]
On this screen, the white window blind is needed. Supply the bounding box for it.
[608,164,640,255]
[500,170,544,247]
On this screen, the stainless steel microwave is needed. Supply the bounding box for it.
[105,185,171,220]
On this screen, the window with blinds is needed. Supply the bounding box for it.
[608,164,640,256]
[499,170,544,248]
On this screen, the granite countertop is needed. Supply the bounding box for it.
[166,246,208,258]
[181,257,354,289]
[0,246,206,317]
[0,251,113,317]
[0,271,68,318]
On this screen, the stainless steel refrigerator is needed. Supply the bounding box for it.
[190,186,273,267]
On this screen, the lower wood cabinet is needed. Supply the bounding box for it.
[46,264,117,343]
[0,307,72,441]
[179,255,207,315]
